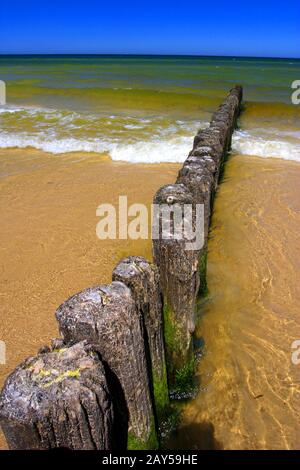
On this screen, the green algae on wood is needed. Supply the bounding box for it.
[113,256,169,427]
[127,416,158,450]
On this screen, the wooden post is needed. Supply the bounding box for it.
[0,342,115,450]
[112,256,169,418]
[153,86,243,384]
[179,85,243,293]
[176,163,215,296]
[55,281,157,449]
[152,183,199,383]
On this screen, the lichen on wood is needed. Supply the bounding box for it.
[0,341,114,450]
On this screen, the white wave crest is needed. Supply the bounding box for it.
[109,137,193,163]
[0,133,193,163]
[1,105,299,164]
[232,130,300,162]
[1,130,300,164]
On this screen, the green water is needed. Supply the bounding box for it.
[0,55,299,162]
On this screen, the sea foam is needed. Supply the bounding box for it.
[1,130,300,164]
[0,133,195,163]
[232,130,300,162]
[0,105,300,163]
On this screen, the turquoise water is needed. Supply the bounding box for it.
[0,55,299,162]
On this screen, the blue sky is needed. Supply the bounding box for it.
[0,0,299,57]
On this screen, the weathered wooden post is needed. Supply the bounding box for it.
[176,162,215,295]
[153,86,243,387]
[112,256,169,418]
[210,85,243,150]
[55,281,158,449]
[179,85,243,292]
[152,184,200,385]
[0,342,115,450]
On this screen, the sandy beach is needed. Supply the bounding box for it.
[1,149,300,449]
[0,149,180,449]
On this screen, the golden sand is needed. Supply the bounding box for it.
[0,148,179,449]
[1,150,300,449]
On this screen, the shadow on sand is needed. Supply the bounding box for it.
[166,421,223,450]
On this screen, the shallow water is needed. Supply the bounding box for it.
[167,154,300,450]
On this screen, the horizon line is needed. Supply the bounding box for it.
[0,53,299,60]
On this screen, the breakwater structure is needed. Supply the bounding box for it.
[0,86,243,450]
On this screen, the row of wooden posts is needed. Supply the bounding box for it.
[0,86,243,450]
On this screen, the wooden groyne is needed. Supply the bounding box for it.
[153,85,243,382]
[0,86,243,450]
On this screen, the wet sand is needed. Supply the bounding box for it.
[1,150,300,450]
[168,154,300,450]
[0,148,180,449]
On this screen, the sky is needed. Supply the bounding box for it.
[0,0,299,58]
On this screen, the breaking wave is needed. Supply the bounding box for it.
[232,130,300,162]
[0,105,300,163]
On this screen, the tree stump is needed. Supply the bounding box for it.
[0,342,114,450]
[112,256,168,418]
[55,281,157,449]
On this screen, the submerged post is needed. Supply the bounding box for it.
[0,342,115,450]
[112,256,169,418]
[55,281,158,449]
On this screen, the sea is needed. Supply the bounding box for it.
[0,54,299,163]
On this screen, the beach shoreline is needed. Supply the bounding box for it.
[0,148,180,449]
[1,148,300,449]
